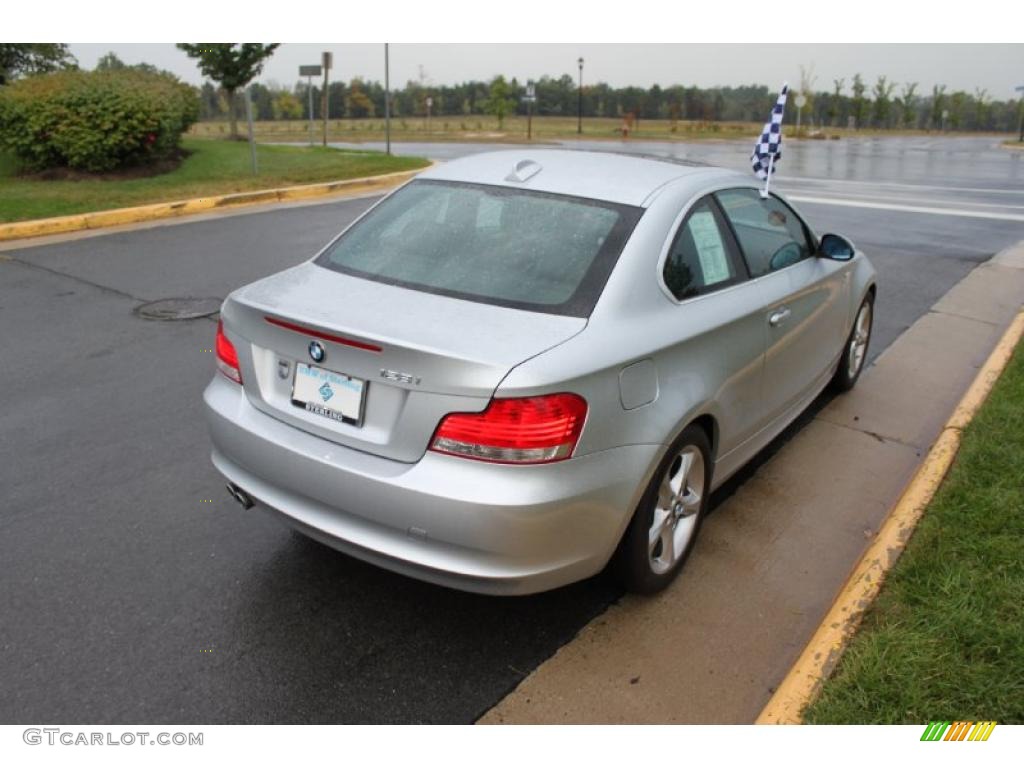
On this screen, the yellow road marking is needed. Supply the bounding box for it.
[0,165,433,243]
[757,309,1024,724]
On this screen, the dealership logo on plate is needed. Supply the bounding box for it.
[319,382,334,402]
[308,341,325,363]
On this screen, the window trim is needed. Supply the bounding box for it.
[712,188,820,279]
[657,193,751,304]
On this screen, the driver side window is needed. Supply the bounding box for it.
[715,189,813,277]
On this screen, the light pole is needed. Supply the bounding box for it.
[321,51,332,147]
[384,44,391,155]
[577,57,584,135]
[1016,85,1024,143]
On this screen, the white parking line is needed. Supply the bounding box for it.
[781,187,1024,211]
[778,175,1024,196]
[787,195,1024,222]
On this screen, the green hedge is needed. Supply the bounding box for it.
[0,69,199,172]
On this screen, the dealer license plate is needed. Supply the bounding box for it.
[291,363,365,426]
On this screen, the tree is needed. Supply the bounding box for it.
[871,75,896,128]
[974,88,990,130]
[0,43,76,85]
[272,92,303,121]
[851,73,868,129]
[899,82,918,128]
[948,91,966,131]
[828,78,845,127]
[96,51,126,70]
[346,80,375,118]
[930,85,947,130]
[176,43,279,138]
[484,75,516,128]
[798,63,817,124]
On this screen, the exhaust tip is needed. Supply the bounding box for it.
[226,482,254,510]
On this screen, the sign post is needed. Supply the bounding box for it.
[794,93,807,135]
[425,96,433,133]
[523,82,537,140]
[299,65,322,146]
[321,51,333,147]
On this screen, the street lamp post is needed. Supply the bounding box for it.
[577,57,584,135]
[384,44,391,156]
[1016,85,1024,143]
[321,51,332,147]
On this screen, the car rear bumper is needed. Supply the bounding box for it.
[204,375,659,595]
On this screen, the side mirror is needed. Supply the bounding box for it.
[819,233,855,261]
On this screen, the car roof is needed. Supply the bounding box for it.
[417,149,747,207]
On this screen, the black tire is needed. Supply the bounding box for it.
[612,424,713,594]
[832,292,874,393]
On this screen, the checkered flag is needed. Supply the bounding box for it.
[751,84,789,181]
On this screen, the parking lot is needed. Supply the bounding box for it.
[1,135,1022,723]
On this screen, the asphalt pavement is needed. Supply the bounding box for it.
[1,135,1022,723]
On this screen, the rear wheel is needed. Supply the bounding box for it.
[613,424,712,594]
[832,293,874,392]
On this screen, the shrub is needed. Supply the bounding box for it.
[0,69,199,172]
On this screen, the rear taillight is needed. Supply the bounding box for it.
[215,320,242,384]
[429,393,588,464]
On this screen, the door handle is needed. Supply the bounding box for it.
[768,307,791,326]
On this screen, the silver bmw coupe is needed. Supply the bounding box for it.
[204,149,876,595]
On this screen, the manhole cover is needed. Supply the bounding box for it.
[133,297,222,321]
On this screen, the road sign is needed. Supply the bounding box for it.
[794,93,807,109]
[524,82,537,140]
[322,51,333,70]
[300,66,321,145]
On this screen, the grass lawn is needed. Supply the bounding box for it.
[0,138,428,223]
[189,116,1014,146]
[804,343,1024,724]
[190,115,763,144]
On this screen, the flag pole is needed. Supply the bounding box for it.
[761,154,775,199]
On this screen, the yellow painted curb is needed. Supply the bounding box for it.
[0,166,429,243]
[756,308,1024,725]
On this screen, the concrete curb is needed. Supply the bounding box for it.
[0,166,429,243]
[756,307,1024,725]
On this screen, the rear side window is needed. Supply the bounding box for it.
[715,189,814,277]
[317,180,642,317]
[663,197,745,300]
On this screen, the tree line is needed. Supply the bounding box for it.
[200,73,1020,132]
[1,45,1018,134]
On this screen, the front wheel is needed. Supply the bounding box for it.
[832,293,873,392]
[612,425,712,594]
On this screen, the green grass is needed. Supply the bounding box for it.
[189,115,763,144]
[188,116,1014,146]
[804,343,1024,724]
[0,138,428,223]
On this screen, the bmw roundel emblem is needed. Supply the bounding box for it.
[308,341,325,363]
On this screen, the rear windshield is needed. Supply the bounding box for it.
[316,179,643,317]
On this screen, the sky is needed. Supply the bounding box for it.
[68,44,1024,100]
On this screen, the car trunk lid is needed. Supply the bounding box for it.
[221,263,586,463]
